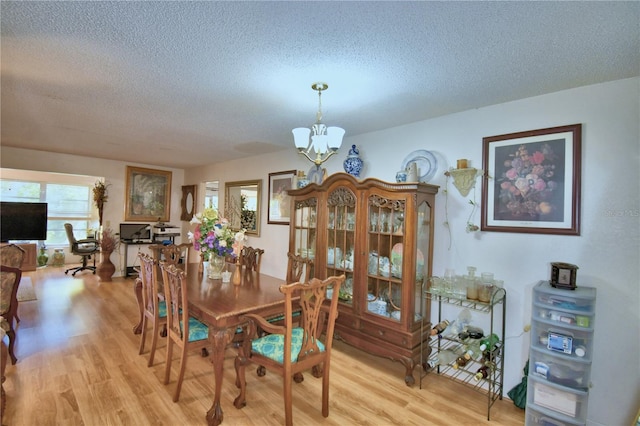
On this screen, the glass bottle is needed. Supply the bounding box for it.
[430,319,450,336]
[453,352,473,369]
[474,364,491,381]
[480,333,500,352]
[425,349,457,370]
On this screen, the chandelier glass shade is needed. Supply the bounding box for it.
[292,83,345,165]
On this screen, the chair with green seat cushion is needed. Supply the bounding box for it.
[137,253,167,367]
[233,274,345,426]
[160,261,210,403]
[257,252,315,378]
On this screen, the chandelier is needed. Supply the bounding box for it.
[292,82,345,165]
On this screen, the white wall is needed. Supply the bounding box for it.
[2,77,638,425]
[0,151,185,276]
[186,77,640,426]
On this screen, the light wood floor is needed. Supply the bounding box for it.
[3,266,525,425]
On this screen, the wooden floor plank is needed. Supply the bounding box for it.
[2,266,526,425]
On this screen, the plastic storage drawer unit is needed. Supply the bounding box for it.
[526,281,596,426]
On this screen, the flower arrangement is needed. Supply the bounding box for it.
[496,143,559,219]
[188,207,246,258]
[93,180,109,226]
[99,227,120,252]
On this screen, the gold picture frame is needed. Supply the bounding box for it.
[268,170,296,225]
[124,166,172,222]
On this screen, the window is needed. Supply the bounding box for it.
[1,170,100,246]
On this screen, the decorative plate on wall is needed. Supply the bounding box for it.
[401,150,438,182]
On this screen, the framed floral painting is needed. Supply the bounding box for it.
[267,170,296,225]
[124,166,172,222]
[481,124,581,235]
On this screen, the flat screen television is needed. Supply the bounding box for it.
[119,223,152,242]
[0,202,48,242]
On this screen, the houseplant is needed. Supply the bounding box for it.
[97,227,119,281]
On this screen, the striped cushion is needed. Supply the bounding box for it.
[180,317,209,342]
[251,327,325,364]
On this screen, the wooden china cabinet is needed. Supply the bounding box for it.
[288,172,438,385]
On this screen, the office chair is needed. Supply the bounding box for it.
[64,223,99,276]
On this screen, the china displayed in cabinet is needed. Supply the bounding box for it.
[288,172,438,385]
[525,281,596,426]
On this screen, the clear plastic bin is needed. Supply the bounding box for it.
[529,346,590,391]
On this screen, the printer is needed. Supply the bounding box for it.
[152,222,180,243]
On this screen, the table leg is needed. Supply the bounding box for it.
[132,278,143,334]
[206,327,235,426]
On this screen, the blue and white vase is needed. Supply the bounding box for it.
[343,145,364,177]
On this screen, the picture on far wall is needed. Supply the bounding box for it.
[481,123,581,235]
[268,170,296,225]
[124,166,172,222]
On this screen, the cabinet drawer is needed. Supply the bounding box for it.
[360,320,410,347]
[531,320,593,362]
[528,376,588,421]
[529,346,590,391]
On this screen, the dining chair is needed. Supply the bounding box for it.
[0,244,25,269]
[160,262,210,402]
[233,274,345,426]
[286,252,314,284]
[254,252,315,379]
[161,243,191,274]
[240,246,264,274]
[0,244,25,324]
[0,265,23,365]
[137,253,167,367]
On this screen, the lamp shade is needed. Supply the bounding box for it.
[292,128,311,150]
[326,127,345,150]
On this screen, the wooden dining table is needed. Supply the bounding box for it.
[132,262,288,426]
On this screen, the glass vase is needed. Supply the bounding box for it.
[207,253,225,279]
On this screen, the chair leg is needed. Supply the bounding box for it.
[6,329,17,365]
[283,376,293,426]
[322,365,330,418]
[233,353,248,409]
[138,316,148,355]
[164,339,173,385]
[148,319,162,367]
[173,344,188,402]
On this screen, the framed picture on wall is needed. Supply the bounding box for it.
[481,124,581,235]
[267,170,296,225]
[124,166,172,222]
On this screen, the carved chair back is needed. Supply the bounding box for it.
[0,244,25,269]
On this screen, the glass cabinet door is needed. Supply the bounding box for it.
[367,194,405,321]
[326,187,357,306]
[292,197,317,262]
[414,199,431,324]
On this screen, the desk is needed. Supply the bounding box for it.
[133,262,287,426]
[121,240,154,277]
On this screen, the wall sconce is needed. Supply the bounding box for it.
[444,160,483,197]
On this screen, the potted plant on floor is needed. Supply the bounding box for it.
[97,228,119,282]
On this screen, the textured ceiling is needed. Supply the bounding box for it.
[2,1,639,169]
